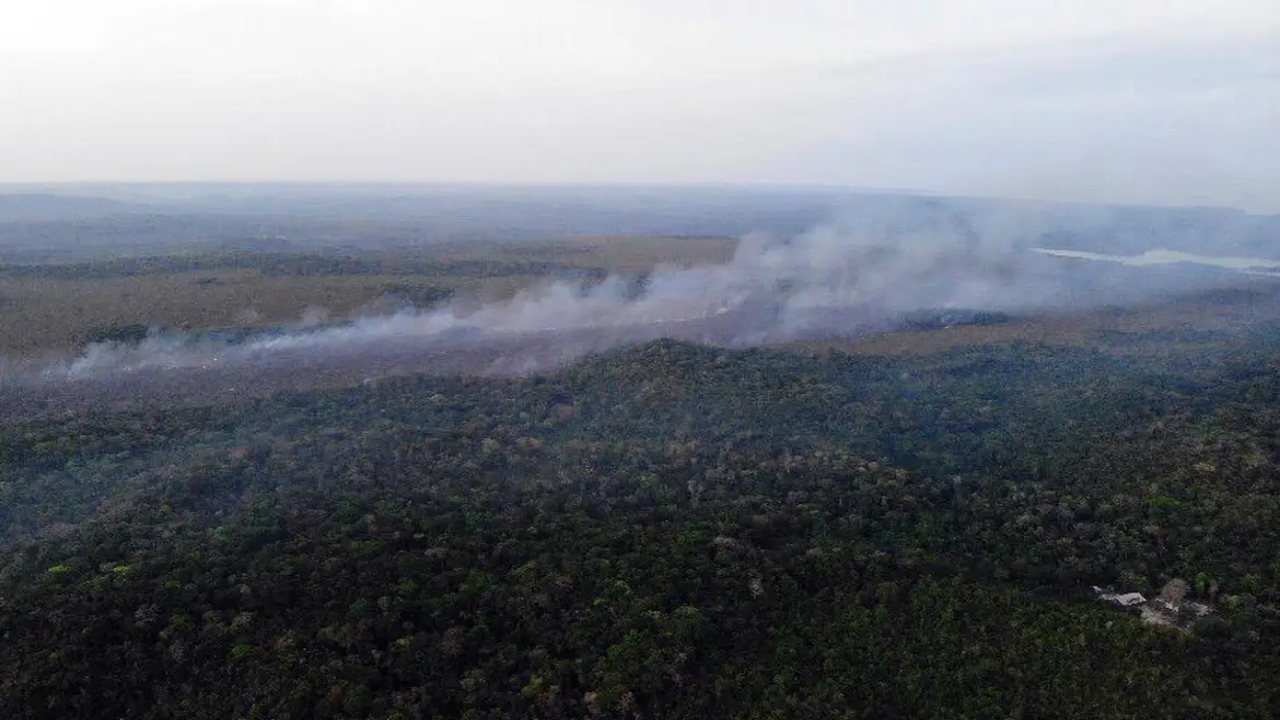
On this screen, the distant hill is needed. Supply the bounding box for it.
[149,185,1280,259]
[0,184,1276,262]
[0,193,150,221]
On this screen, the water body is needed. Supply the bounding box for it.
[1032,248,1280,272]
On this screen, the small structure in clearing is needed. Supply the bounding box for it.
[1094,579,1212,630]
[1094,588,1147,607]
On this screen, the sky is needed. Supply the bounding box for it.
[1,0,1278,211]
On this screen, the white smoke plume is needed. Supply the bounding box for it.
[4,216,1260,392]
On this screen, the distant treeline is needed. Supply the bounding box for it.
[898,308,1014,330]
[0,253,609,281]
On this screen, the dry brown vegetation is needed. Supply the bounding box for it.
[0,271,455,355]
[0,236,737,357]
[5,232,1274,362]
[475,235,736,272]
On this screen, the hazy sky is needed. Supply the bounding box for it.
[2,1,1277,210]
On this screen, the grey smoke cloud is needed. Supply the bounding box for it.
[10,219,1153,384]
[0,207,1271,422]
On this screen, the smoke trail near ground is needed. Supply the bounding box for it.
[4,216,1263,391]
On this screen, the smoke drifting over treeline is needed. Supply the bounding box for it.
[13,211,1271,388]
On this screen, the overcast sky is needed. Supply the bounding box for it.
[2,1,1277,210]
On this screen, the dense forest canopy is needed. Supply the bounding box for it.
[4,319,1280,717]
